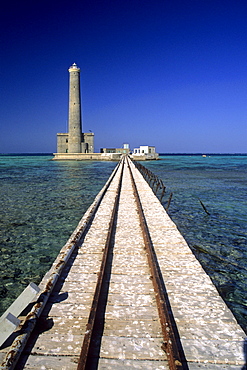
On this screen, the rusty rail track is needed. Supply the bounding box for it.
[76,160,124,369]
[76,156,184,370]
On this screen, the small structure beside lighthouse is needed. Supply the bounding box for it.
[55,63,94,156]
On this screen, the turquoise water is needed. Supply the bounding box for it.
[0,154,246,334]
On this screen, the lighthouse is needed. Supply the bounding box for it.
[68,63,82,153]
[56,63,94,154]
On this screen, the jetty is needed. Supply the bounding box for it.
[0,156,245,369]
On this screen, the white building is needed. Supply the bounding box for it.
[132,146,159,160]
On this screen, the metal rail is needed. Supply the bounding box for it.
[77,158,125,370]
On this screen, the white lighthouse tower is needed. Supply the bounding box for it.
[55,63,94,155]
[68,63,82,153]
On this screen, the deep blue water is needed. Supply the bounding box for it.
[0,154,246,334]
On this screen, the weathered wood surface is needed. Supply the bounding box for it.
[0,158,245,369]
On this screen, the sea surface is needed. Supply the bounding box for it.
[0,154,246,334]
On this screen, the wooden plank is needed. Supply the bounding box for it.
[44,302,92,317]
[26,334,83,356]
[106,293,155,306]
[20,355,79,370]
[108,282,154,295]
[95,358,169,370]
[103,319,162,337]
[99,335,166,360]
[180,338,245,365]
[188,364,243,370]
[38,316,88,336]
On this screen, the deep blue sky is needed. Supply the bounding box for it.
[1,0,247,153]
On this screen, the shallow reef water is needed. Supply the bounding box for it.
[0,154,246,334]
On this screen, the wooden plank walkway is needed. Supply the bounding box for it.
[0,157,246,369]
